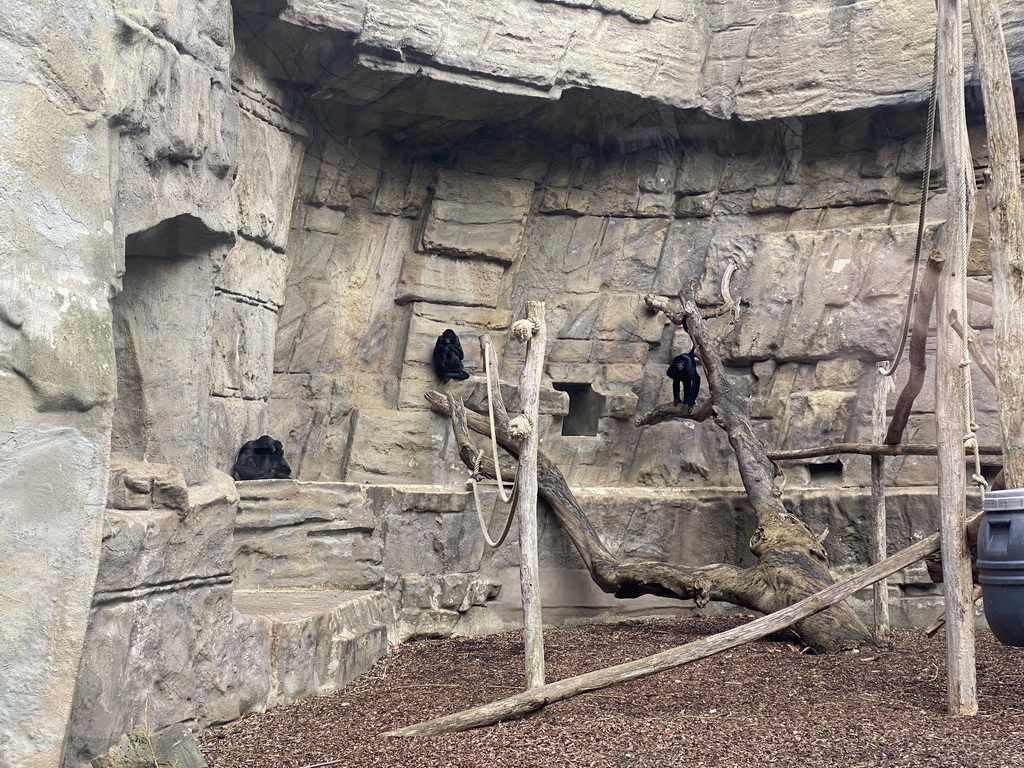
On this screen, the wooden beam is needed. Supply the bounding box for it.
[765,442,1002,460]
[966,0,1024,489]
[935,0,977,716]
[516,302,546,689]
[871,367,890,642]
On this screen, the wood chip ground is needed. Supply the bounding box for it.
[201,616,1024,768]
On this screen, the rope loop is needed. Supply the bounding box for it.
[511,317,541,343]
[464,336,522,547]
[468,471,519,548]
[508,414,534,441]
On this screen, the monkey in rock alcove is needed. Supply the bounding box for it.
[432,329,470,383]
[666,348,701,410]
[233,435,291,480]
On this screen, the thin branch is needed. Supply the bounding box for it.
[950,309,997,386]
[766,442,1002,460]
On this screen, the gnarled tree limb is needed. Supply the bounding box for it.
[950,309,997,386]
[430,389,760,606]
[429,292,875,653]
[885,252,945,445]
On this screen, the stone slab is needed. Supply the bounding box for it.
[234,480,384,590]
[232,590,392,706]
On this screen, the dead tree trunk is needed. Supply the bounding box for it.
[429,298,874,654]
[966,0,1024,488]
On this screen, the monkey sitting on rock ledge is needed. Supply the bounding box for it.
[232,435,291,480]
[432,329,471,383]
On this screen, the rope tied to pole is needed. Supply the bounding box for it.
[508,414,534,441]
[511,317,541,343]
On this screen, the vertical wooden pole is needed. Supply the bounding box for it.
[517,301,547,688]
[966,0,1024,490]
[935,0,978,716]
[871,366,890,642]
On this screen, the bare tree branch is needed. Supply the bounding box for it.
[885,253,945,445]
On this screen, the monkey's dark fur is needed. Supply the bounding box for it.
[233,435,291,480]
[433,329,470,382]
[666,349,701,410]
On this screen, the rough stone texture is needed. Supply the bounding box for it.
[91,724,207,768]
[232,590,392,708]
[259,0,1023,122]
[1,1,119,765]
[63,468,240,768]
[234,481,384,590]
[420,169,536,263]
[5,1,1024,765]
[205,47,306,477]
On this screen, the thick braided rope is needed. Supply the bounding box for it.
[483,339,517,503]
[469,450,518,548]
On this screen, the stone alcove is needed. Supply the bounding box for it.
[111,214,232,482]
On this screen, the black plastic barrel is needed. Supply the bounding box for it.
[978,488,1024,646]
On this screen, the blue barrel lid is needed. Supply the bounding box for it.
[984,488,1024,512]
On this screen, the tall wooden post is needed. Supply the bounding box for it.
[871,367,890,642]
[517,301,547,688]
[934,0,978,716]
[965,0,1024,490]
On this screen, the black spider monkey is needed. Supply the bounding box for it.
[432,329,470,382]
[233,435,291,480]
[666,319,701,410]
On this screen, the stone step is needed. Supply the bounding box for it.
[234,481,384,592]
[233,589,393,712]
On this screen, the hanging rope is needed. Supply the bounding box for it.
[958,238,986,497]
[466,322,542,548]
[466,338,521,547]
[482,339,517,503]
[469,450,519,548]
[881,36,940,377]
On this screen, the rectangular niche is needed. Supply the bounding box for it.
[552,382,605,437]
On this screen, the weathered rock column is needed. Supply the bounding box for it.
[0,1,118,764]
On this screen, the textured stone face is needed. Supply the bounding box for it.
[62,466,240,766]
[5,0,1024,764]
[0,1,120,764]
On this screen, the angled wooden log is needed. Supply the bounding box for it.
[950,309,997,386]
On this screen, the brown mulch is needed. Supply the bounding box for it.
[201,616,1024,768]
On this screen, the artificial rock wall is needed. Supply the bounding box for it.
[3,0,1024,766]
